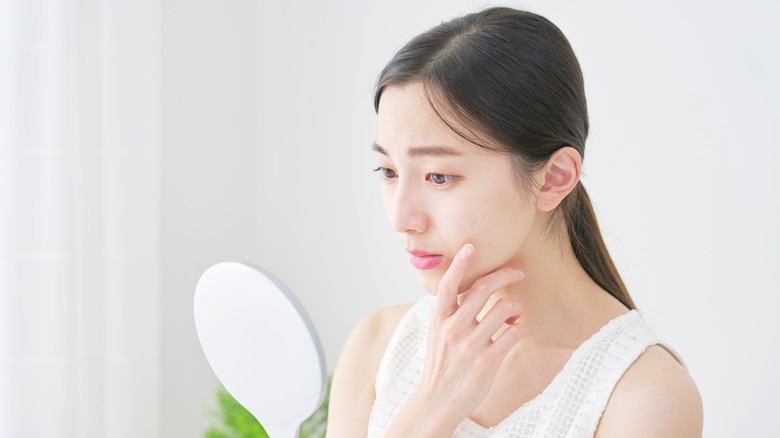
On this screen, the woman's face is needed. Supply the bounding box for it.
[374,83,542,294]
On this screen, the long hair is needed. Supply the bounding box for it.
[374,7,635,309]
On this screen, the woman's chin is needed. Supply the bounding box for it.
[419,274,440,296]
[418,270,479,296]
[416,267,448,295]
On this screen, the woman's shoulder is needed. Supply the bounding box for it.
[596,345,703,437]
[339,302,415,364]
[335,299,418,382]
[332,300,417,388]
[325,300,417,437]
[349,300,418,355]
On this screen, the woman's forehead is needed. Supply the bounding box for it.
[376,85,499,158]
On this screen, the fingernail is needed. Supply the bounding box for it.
[459,244,474,260]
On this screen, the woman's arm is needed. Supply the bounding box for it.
[325,303,412,437]
[596,345,704,437]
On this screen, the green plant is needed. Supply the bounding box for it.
[204,377,331,438]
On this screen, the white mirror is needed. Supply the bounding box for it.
[194,262,327,437]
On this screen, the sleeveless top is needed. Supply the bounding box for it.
[367,295,662,437]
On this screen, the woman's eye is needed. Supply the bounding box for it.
[427,173,454,185]
[373,167,397,179]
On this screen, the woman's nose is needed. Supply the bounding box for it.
[388,182,427,234]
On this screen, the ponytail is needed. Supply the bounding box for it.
[566,183,635,309]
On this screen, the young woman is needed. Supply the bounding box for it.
[327,7,702,437]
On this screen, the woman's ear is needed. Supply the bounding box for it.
[536,147,582,212]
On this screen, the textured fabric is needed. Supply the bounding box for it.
[367,295,661,437]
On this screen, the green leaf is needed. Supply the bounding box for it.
[204,376,331,438]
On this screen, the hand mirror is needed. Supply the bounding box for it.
[194,262,327,437]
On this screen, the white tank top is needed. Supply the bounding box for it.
[367,295,662,437]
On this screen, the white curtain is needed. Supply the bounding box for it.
[0,1,160,436]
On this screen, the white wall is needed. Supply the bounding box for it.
[159,1,780,436]
[160,1,259,436]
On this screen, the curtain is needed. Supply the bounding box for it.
[0,1,160,436]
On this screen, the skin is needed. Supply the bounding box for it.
[326,83,703,437]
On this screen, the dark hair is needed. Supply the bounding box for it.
[374,7,635,309]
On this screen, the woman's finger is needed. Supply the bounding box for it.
[472,298,523,342]
[488,323,524,358]
[456,267,524,321]
[435,243,474,318]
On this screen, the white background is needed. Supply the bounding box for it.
[160,0,780,436]
[6,0,777,436]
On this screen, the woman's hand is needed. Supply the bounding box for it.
[385,243,525,436]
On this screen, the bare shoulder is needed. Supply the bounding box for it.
[334,301,415,377]
[597,345,703,437]
[344,301,415,359]
[325,301,416,437]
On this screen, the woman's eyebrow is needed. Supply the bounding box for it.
[371,142,389,156]
[372,142,463,157]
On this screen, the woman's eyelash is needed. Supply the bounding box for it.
[373,167,397,179]
[426,173,454,185]
[373,168,456,186]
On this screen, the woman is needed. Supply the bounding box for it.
[327,7,702,437]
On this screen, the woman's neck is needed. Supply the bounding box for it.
[481,225,629,347]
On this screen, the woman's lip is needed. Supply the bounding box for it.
[407,249,439,257]
[406,249,444,270]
